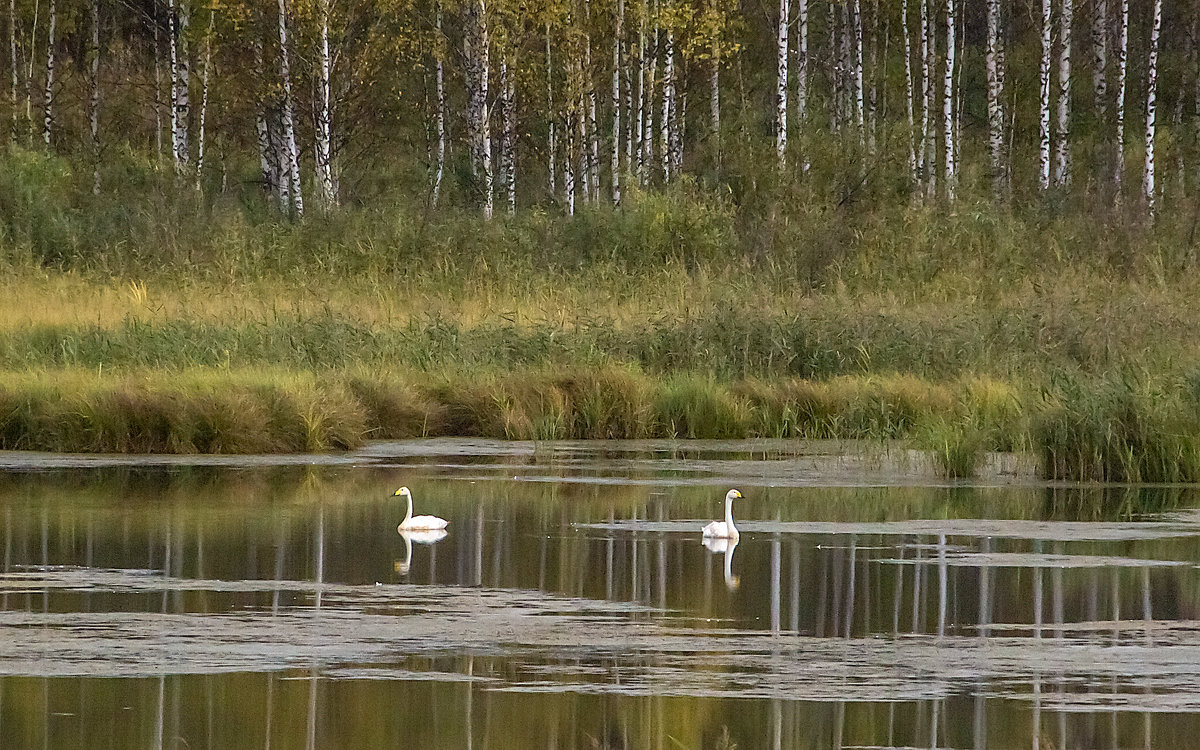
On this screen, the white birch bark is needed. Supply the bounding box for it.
[253,34,276,203]
[867,0,878,153]
[612,0,623,203]
[646,3,658,181]
[1113,0,1127,195]
[565,82,576,214]
[477,0,493,219]
[852,0,865,142]
[902,0,916,182]
[775,0,788,170]
[177,0,191,169]
[277,0,301,216]
[623,13,634,172]
[1038,0,1052,191]
[636,12,647,183]
[1143,0,1162,212]
[24,0,36,138]
[195,8,214,192]
[660,24,674,181]
[500,56,516,217]
[709,0,719,163]
[545,24,556,200]
[89,0,100,193]
[585,0,599,199]
[918,0,930,184]
[314,0,335,210]
[986,0,1006,195]
[41,0,53,145]
[169,0,179,169]
[433,7,446,206]
[796,0,808,171]
[943,0,956,199]
[1092,0,1106,120]
[9,0,16,143]
[1053,0,1072,188]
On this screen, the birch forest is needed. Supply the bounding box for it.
[4,0,1200,229]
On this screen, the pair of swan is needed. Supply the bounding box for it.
[395,485,745,538]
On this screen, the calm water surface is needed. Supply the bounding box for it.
[2,439,1200,749]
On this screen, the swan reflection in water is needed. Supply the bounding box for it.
[703,535,740,591]
[394,528,448,575]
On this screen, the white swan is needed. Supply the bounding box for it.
[701,489,743,539]
[395,486,449,531]
[702,535,740,590]
[395,528,448,575]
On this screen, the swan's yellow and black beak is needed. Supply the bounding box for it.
[394,487,408,497]
[733,490,743,499]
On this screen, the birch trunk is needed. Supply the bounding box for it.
[827,0,838,132]
[852,0,865,142]
[169,0,179,168]
[195,9,214,192]
[624,12,634,172]
[253,35,277,204]
[314,0,335,210]
[24,0,35,139]
[500,57,516,217]
[41,0,53,145]
[177,0,191,169]
[636,12,647,183]
[1038,0,1052,191]
[9,0,16,143]
[1143,0,1162,213]
[565,55,577,214]
[918,0,930,185]
[902,0,916,182]
[545,25,556,200]
[709,0,719,164]
[660,25,674,181]
[612,0,623,203]
[985,0,1005,195]
[1053,0,1072,188]
[1113,0,1127,195]
[433,7,446,207]
[478,0,493,219]
[585,0,600,200]
[943,0,956,199]
[1092,0,1107,120]
[277,0,302,216]
[89,0,100,194]
[775,0,788,170]
[867,0,878,152]
[153,10,163,160]
[795,0,808,170]
[646,3,657,182]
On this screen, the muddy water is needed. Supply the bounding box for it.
[3,440,1200,749]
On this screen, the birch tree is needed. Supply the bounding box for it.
[918,0,931,187]
[584,0,599,198]
[42,0,53,144]
[1053,0,1073,188]
[774,0,787,170]
[852,0,865,141]
[902,0,916,182]
[195,8,214,192]
[545,23,556,200]
[1038,0,1052,191]
[985,0,1005,195]
[1092,0,1107,120]
[277,0,302,216]
[943,0,957,199]
[89,0,101,193]
[314,0,335,210]
[433,6,446,207]
[795,0,807,171]
[612,0,623,203]
[9,0,17,142]
[1113,0,1128,196]
[660,10,675,182]
[1143,0,1162,213]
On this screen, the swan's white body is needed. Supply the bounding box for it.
[396,528,447,574]
[701,489,742,539]
[395,487,449,531]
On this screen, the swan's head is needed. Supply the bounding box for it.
[726,489,743,501]
[394,486,411,498]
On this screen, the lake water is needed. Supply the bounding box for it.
[2,439,1200,749]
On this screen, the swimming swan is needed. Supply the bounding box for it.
[395,486,449,531]
[701,489,743,539]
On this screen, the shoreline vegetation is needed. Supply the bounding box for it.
[6,159,1200,482]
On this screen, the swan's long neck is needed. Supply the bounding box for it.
[724,496,736,533]
[403,493,413,524]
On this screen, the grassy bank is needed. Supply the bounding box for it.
[6,366,1200,483]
